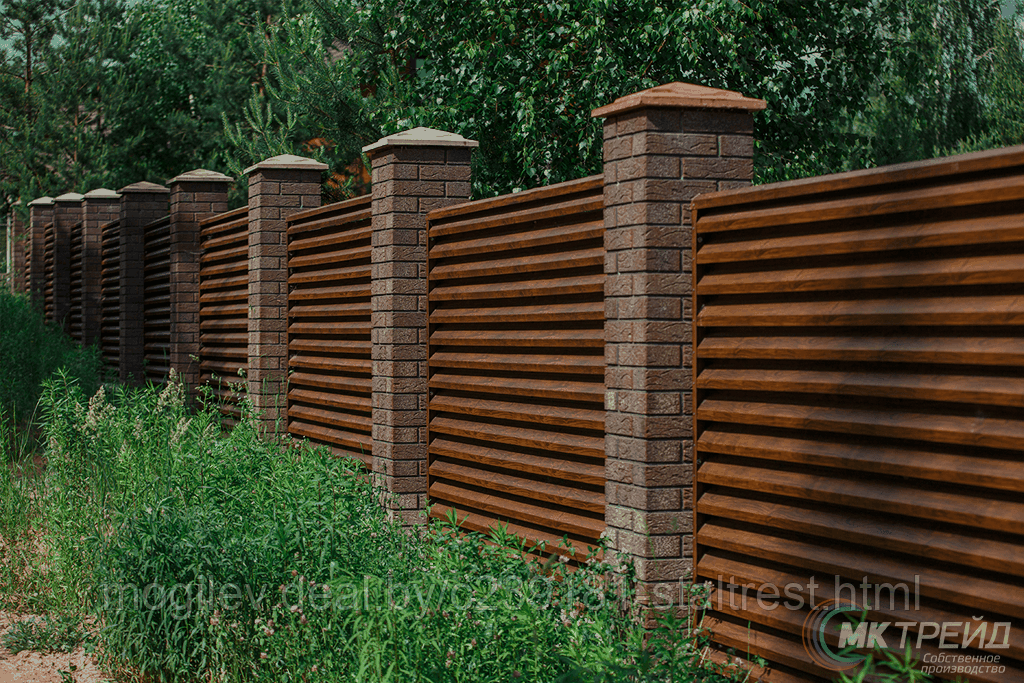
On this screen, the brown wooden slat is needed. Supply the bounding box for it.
[698,429,1024,493]
[427,178,605,554]
[692,145,1024,212]
[697,368,1024,407]
[699,492,1024,577]
[697,335,1024,366]
[695,174,1024,234]
[429,394,604,431]
[696,213,1024,265]
[694,149,1024,683]
[429,437,604,486]
[287,195,374,459]
[697,295,1024,328]
[427,481,603,540]
[697,399,1024,450]
[698,523,1023,619]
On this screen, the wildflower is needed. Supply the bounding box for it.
[290,605,299,613]
[311,665,318,673]
[260,652,268,660]
[300,614,308,625]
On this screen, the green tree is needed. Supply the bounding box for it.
[854,0,1005,166]
[249,0,891,195]
[0,0,135,208]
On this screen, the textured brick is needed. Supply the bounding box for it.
[595,84,757,599]
[365,129,475,525]
[169,171,231,395]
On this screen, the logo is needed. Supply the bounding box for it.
[802,599,868,671]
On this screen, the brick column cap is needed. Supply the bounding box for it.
[120,181,170,194]
[168,168,233,185]
[28,197,54,206]
[362,126,479,156]
[244,154,328,175]
[84,188,121,200]
[55,192,85,203]
[592,82,766,119]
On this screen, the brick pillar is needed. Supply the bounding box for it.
[53,193,84,332]
[593,83,764,606]
[118,182,170,384]
[363,127,476,525]
[27,197,54,311]
[81,189,120,346]
[244,154,327,435]
[167,170,232,393]
[11,203,26,295]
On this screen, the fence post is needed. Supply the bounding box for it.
[118,182,170,384]
[81,189,120,346]
[244,154,327,436]
[27,197,54,312]
[167,170,232,394]
[53,193,84,332]
[362,127,477,525]
[592,83,764,608]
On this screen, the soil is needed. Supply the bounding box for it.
[0,613,107,683]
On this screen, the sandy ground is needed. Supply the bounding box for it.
[0,613,107,683]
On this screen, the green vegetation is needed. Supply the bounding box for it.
[1,614,87,654]
[1,346,743,681]
[3,0,1024,210]
[0,291,100,429]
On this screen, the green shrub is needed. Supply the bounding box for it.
[35,374,744,683]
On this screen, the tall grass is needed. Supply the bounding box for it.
[0,292,743,681]
[1,290,100,613]
[15,373,742,683]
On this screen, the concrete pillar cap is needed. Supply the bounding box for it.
[168,169,233,184]
[84,188,121,200]
[55,192,85,202]
[120,181,170,194]
[363,127,479,154]
[244,154,328,175]
[592,82,767,118]
[28,197,55,206]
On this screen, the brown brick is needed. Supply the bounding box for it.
[364,128,476,526]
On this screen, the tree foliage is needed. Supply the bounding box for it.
[1,0,1022,210]
[243,0,1024,197]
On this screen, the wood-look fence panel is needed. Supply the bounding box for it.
[692,147,1024,683]
[100,219,120,368]
[143,215,171,385]
[68,221,83,342]
[425,175,606,560]
[43,223,55,323]
[286,195,373,464]
[198,207,249,423]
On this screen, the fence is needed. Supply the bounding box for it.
[143,214,172,385]
[286,194,373,465]
[198,206,249,424]
[425,175,607,559]
[100,218,121,368]
[6,82,1022,683]
[692,147,1024,683]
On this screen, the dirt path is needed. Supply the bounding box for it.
[0,613,107,683]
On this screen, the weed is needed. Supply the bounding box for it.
[1,614,86,653]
